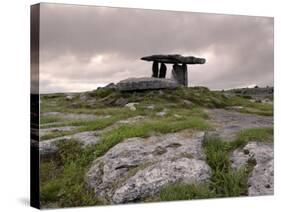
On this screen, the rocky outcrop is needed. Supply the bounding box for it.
[206,109,273,141]
[116,77,179,91]
[39,131,100,157]
[86,130,211,203]
[230,142,274,196]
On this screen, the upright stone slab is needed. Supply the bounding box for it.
[159,63,167,78]
[172,64,188,86]
[152,61,159,78]
[182,63,188,86]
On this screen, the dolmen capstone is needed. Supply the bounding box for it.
[141,54,206,87]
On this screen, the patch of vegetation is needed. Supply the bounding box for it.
[40,115,125,140]
[225,96,273,116]
[94,87,117,98]
[203,136,251,197]
[228,127,273,150]
[159,183,215,201]
[40,116,62,125]
[40,140,102,207]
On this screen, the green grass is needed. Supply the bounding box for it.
[228,127,273,150]
[40,140,102,207]
[225,96,273,116]
[159,183,215,201]
[40,104,209,141]
[203,136,250,197]
[40,116,125,140]
[40,116,62,125]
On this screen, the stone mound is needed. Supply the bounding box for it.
[116,77,179,91]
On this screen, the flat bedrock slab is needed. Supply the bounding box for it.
[206,109,273,141]
[40,126,78,138]
[39,131,100,156]
[41,112,100,121]
[116,77,179,91]
[230,142,274,196]
[86,130,211,203]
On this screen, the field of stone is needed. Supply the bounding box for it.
[39,86,273,208]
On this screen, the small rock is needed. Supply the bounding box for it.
[226,106,244,110]
[117,116,145,124]
[115,97,129,106]
[156,111,166,116]
[183,99,194,107]
[147,105,155,110]
[65,95,74,101]
[79,93,88,101]
[125,102,139,111]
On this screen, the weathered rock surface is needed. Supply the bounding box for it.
[230,142,274,196]
[41,112,100,121]
[113,158,209,203]
[86,130,211,203]
[114,97,129,106]
[39,131,100,156]
[40,126,78,138]
[206,109,273,141]
[116,77,179,91]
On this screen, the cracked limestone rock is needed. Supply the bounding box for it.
[230,142,274,196]
[86,130,211,203]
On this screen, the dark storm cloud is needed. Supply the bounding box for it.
[39,3,273,93]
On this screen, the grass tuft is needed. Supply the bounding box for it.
[159,183,215,201]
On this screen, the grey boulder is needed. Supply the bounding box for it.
[86,130,211,203]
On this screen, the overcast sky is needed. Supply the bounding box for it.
[39,3,274,93]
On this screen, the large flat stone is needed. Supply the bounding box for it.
[206,109,273,141]
[86,130,210,203]
[141,54,206,64]
[116,77,179,91]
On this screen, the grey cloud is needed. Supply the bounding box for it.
[39,3,273,93]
